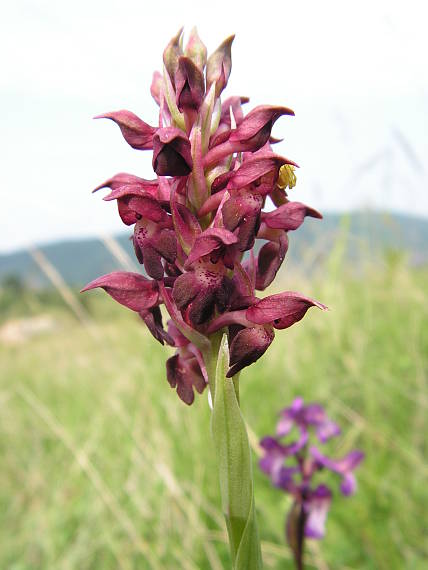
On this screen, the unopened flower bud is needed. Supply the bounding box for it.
[185,27,207,70]
[206,35,234,98]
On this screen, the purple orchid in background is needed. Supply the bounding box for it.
[259,398,364,569]
[82,28,326,406]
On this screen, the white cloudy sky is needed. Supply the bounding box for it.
[1,0,427,253]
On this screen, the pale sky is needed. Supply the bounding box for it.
[1,0,427,253]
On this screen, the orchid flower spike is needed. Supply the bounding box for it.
[83,29,325,404]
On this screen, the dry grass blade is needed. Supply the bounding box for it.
[99,234,139,272]
[29,247,94,331]
[15,383,162,570]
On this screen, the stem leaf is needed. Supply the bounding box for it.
[211,334,262,569]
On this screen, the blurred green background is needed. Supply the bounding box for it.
[0,213,427,569]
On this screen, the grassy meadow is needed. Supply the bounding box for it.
[0,242,427,569]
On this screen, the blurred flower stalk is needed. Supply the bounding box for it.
[82,28,326,568]
[260,398,364,569]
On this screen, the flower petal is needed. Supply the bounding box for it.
[229,105,294,149]
[175,56,205,111]
[227,154,297,192]
[150,71,163,105]
[185,228,238,267]
[122,195,168,225]
[265,201,322,230]
[166,353,206,405]
[246,292,328,329]
[170,184,201,253]
[221,96,249,127]
[310,447,364,496]
[340,473,357,496]
[93,173,158,195]
[94,110,156,150]
[139,306,173,346]
[316,419,341,443]
[81,272,158,312]
[255,234,289,290]
[222,191,263,251]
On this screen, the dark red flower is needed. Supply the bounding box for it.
[184,227,238,269]
[175,56,205,112]
[247,292,328,329]
[227,153,297,195]
[229,105,294,151]
[222,191,263,251]
[264,202,322,231]
[227,325,275,377]
[152,127,193,176]
[133,220,177,279]
[172,268,234,326]
[255,234,289,290]
[166,353,206,405]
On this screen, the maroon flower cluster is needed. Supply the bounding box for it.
[83,29,326,404]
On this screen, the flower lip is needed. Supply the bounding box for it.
[227,325,274,377]
[166,352,206,405]
[172,269,234,326]
[152,127,193,176]
[139,306,174,346]
[255,233,289,291]
[304,485,332,539]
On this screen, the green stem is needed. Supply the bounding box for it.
[210,334,263,569]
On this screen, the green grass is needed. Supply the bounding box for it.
[0,258,427,569]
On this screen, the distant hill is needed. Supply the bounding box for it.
[1,211,427,289]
